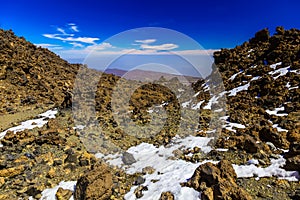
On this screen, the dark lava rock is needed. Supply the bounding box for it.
[133,176,145,185]
[122,152,136,165]
[65,154,78,164]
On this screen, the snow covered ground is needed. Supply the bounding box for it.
[266,106,288,116]
[220,116,246,132]
[30,181,77,200]
[3,107,298,200]
[0,109,57,147]
[94,134,299,200]
[4,61,300,199]
[97,135,213,200]
[234,156,300,181]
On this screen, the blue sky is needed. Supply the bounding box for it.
[1,0,300,75]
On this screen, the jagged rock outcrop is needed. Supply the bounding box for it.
[213,27,299,163]
[185,160,252,200]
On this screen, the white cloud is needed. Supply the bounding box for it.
[43,34,99,44]
[68,23,79,32]
[135,39,156,44]
[69,42,84,48]
[43,23,97,45]
[85,42,114,51]
[140,43,179,51]
[57,27,67,35]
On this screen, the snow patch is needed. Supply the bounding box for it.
[102,135,214,200]
[221,116,245,132]
[203,95,219,109]
[181,100,191,108]
[39,181,77,200]
[269,66,290,79]
[191,100,205,110]
[229,71,243,81]
[272,124,288,132]
[266,106,288,116]
[234,156,299,181]
[0,109,58,146]
[227,83,250,96]
[269,62,282,70]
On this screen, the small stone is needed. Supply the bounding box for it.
[0,177,5,187]
[47,167,56,178]
[24,153,35,159]
[134,185,148,198]
[0,165,25,177]
[79,159,89,166]
[56,187,73,200]
[258,159,266,165]
[65,154,78,164]
[133,176,145,185]
[53,159,63,166]
[122,152,136,165]
[65,148,75,155]
[159,191,174,200]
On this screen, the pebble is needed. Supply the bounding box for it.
[122,152,136,165]
[134,176,145,185]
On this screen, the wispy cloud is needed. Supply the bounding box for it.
[57,27,67,35]
[68,23,79,32]
[135,39,156,44]
[43,23,99,44]
[140,43,179,51]
[133,38,178,51]
[69,42,84,48]
[43,34,99,44]
[42,25,217,63]
[85,42,114,51]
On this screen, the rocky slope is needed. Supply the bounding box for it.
[0,27,299,200]
[0,29,80,117]
[213,27,300,171]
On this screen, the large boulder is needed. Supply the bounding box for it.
[74,162,113,200]
[185,160,252,200]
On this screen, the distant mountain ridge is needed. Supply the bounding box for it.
[104,68,200,83]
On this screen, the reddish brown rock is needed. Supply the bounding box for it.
[56,187,73,200]
[74,162,113,200]
[185,160,252,200]
[159,191,175,200]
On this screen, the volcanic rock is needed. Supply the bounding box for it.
[185,160,252,199]
[122,152,136,165]
[56,187,73,200]
[159,191,175,200]
[74,162,113,200]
